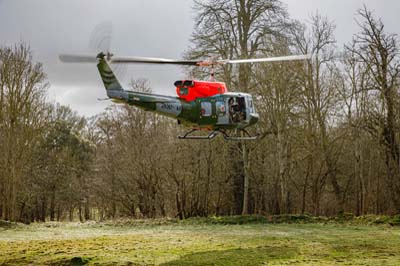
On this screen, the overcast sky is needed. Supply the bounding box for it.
[0,0,399,117]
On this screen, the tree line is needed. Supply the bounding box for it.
[1,1,399,223]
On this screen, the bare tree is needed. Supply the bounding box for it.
[349,6,400,211]
[291,14,348,214]
[0,44,48,221]
[187,0,290,215]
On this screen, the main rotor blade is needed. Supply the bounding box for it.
[110,56,200,66]
[60,53,312,65]
[59,54,98,63]
[110,54,311,66]
[225,54,312,64]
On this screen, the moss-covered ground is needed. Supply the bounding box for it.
[1,217,400,265]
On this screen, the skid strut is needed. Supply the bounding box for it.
[178,129,265,141]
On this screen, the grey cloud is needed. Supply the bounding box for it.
[0,0,194,116]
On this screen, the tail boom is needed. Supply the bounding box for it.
[96,54,192,119]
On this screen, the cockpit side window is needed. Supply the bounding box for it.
[201,101,212,117]
[216,101,226,116]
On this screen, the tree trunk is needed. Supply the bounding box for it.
[231,141,244,215]
[242,141,249,215]
[40,198,47,222]
[84,198,90,221]
[57,205,62,221]
[69,207,74,222]
[49,189,55,221]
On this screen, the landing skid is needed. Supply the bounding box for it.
[178,129,219,140]
[178,129,264,141]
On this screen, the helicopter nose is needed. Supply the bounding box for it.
[249,113,259,126]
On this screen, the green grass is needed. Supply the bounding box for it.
[1,218,400,265]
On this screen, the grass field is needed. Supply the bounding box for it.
[1,218,400,265]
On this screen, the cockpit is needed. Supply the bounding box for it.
[228,96,246,123]
[226,94,257,125]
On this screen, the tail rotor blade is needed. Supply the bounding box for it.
[59,22,114,64]
[89,21,113,52]
[88,21,128,79]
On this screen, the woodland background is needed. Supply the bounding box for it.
[1,0,400,223]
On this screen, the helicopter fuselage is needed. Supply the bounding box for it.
[97,55,258,134]
[109,89,259,130]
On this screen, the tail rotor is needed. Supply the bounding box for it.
[60,21,126,79]
[89,21,113,53]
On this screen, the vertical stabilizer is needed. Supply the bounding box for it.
[96,52,123,91]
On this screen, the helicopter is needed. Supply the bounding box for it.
[59,52,310,140]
